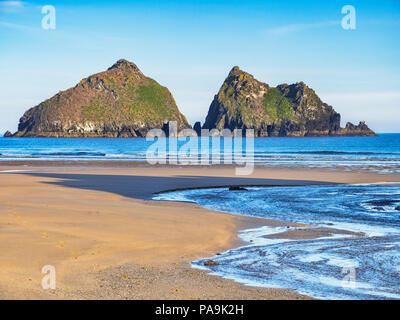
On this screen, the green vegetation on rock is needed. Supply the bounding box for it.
[135,82,175,118]
[262,88,294,121]
[13,59,190,137]
[82,97,107,121]
[202,66,375,137]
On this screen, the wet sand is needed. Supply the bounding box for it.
[0,163,399,299]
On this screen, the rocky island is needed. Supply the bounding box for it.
[8,59,190,137]
[201,66,376,137]
[5,62,375,138]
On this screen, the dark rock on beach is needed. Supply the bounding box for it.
[229,186,248,191]
[367,199,399,206]
[3,131,12,137]
[204,260,220,266]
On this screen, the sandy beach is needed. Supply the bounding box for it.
[0,163,399,299]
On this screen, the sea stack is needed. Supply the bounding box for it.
[9,59,190,137]
[202,66,376,137]
[193,121,202,136]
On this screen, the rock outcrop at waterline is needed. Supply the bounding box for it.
[202,66,376,137]
[193,121,202,136]
[9,59,190,137]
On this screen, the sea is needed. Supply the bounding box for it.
[0,133,399,174]
[154,183,400,299]
[1,133,400,299]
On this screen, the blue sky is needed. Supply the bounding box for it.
[0,0,399,133]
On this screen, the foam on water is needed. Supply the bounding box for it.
[154,184,400,299]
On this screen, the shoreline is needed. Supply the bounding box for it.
[1,161,399,183]
[0,163,399,299]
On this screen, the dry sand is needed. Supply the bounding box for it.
[0,163,399,299]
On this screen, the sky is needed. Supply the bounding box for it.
[0,0,399,133]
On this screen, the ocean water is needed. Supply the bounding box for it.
[0,133,399,173]
[154,184,400,299]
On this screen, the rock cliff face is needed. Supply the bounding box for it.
[11,59,190,137]
[202,67,375,137]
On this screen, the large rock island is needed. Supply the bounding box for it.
[202,66,376,137]
[10,59,190,137]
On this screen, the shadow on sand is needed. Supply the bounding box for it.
[18,172,335,200]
